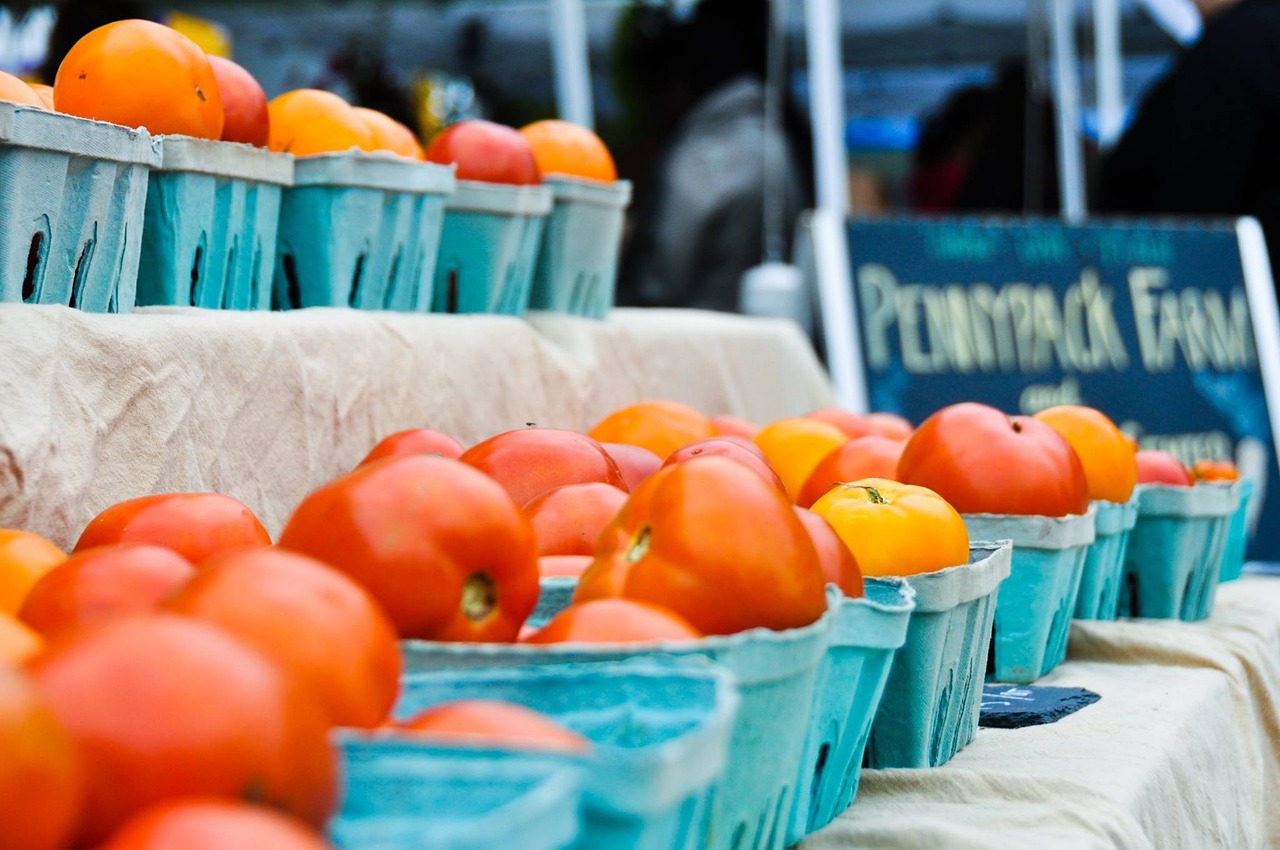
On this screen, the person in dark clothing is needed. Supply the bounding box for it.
[1100,0,1280,271]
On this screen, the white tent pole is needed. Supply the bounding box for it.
[548,0,594,128]
[1051,0,1087,221]
[804,0,865,412]
[1093,0,1125,148]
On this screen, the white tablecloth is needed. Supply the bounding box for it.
[802,575,1280,849]
[0,305,833,548]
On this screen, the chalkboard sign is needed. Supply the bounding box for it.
[843,216,1280,560]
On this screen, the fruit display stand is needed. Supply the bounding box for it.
[135,135,293,310]
[1074,495,1140,620]
[0,103,159,311]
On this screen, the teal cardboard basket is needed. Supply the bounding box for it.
[789,579,914,843]
[529,176,632,318]
[1120,482,1239,620]
[394,659,739,850]
[0,103,159,311]
[1074,495,1140,621]
[431,180,553,315]
[1219,478,1254,583]
[274,152,455,311]
[865,542,1012,769]
[966,510,1094,684]
[400,609,832,850]
[136,136,293,310]
[530,576,578,628]
[332,735,585,850]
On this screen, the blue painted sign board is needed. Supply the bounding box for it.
[844,215,1280,560]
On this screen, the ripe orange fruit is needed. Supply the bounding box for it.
[797,434,905,508]
[0,665,82,850]
[74,493,272,565]
[0,613,43,665]
[588,400,716,460]
[355,107,423,159]
[0,530,67,615]
[0,70,44,107]
[710,413,761,440]
[753,417,850,501]
[54,19,224,139]
[28,615,338,845]
[518,119,616,182]
[27,82,55,109]
[267,89,374,156]
[1033,405,1138,503]
[1191,458,1240,482]
[19,544,195,638]
[805,407,914,440]
[164,547,402,729]
[99,799,333,850]
[359,428,464,467]
[393,700,591,754]
[522,482,628,556]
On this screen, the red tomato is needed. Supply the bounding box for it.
[358,428,464,467]
[537,554,593,579]
[897,402,1089,516]
[460,428,628,506]
[392,700,589,754]
[523,482,628,556]
[573,456,828,635]
[278,455,539,641]
[599,443,663,491]
[1191,458,1239,482]
[521,599,702,644]
[662,436,786,493]
[797,435,905,508]
[18,544,195,638]
[98,799,332,850]
[1136,450,1193,486]
[793,507,864,597]
[74,494,272,564]
[423,119,541,185]
[710,414,761,440]
[805,407,913,441]
[207,55,269,147]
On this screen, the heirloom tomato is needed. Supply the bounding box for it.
[587,400,716,460]
[523,482,628,556]
[793,506,864,596]
[98,799,332,850]
[1032,405,1137,504]
[0,530,67,615]
[278,455,538,641]
[753,417,849,501]
[1135,450,1193,486]
[599,442,663,491]
[573,456,827,635]
[805,407,913,441]
[810,479,969,577]
[522,598,702,644]
[460,428,627,507]
[74,493,272,564]
[662,436,786,493]
[1191,458,1239,482]
[897,402,1089,516]
[358,428,464,467]
[797,434,905,508]
[0,664,81,850]
[393,700,590,754]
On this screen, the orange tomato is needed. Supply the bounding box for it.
[518,119,616,182]
[355,107,424,159]
[74,493,272,565]
[598,442,663,491]
[574,455,828,635]
[392,700,590,754]
[278,455,539,641]
[27,615,337,845]
[0,530,67,615]
[459,427,628,506]
[710,413,761,440]
[1033,405,1138,503]
[523,482,628,556]
[793,506,864,597]
[663,435,786,492]
[99,799,333,850]
[811,478,969,577]
[797,434,905,509]
[1191,458,1240,482]
[753,417,849,501]
[54,19,224,139]
[0,665,82,850]
[358,428,464,467]
[538,554,593,579]
[522,598,702,644]
[0,71,44,107]
[0,614,43,665]
[587,400,716,460]
[266,89,374,156]
[805,407,913,441]
[164,548,401,729]
[18,544,195,638]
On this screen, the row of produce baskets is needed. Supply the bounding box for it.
[0,102,629,318]
[328,478,1250,850]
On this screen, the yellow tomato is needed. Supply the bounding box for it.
[1033,405,1137,504]
[810,478,969,577]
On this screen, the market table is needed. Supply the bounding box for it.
[0,304,833,549]
[802,574,1280,850]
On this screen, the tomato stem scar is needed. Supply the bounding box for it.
[461,572,497,622]
[626,525,652,563]
[843,483,889,504]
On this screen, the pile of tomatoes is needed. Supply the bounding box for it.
[0,398,1238,848]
